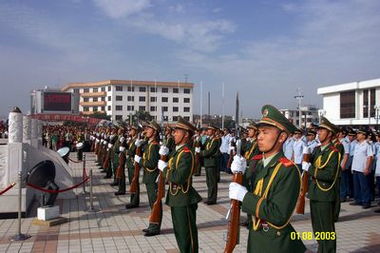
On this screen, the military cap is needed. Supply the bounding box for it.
[206,124,218,131]
[357,127,369,136]
[318,116,339,134]
[174,116,196,133]
[129,124,139,131]
[146,120,161,132]
[347,127,356,136]
[307,129,317,136]
[257,104,297,134]
[246,121,258,130]
[293,128,303,134]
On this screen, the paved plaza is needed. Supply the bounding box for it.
[0,152,379,253]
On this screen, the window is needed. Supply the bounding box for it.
[184,107,190,112]
[150,87,157,92]
[370,88,376,117]
[116,105,123,111]
[127,105,134,111]
[139,96,146,102]
[139,106,146,111]
[128,96,134,102]
[93,107,98,112]
[108,96,111,101]
[83,106,89,112]
[115,115,123,121]
[173,116,178,121]
[184,116,190,121]
[101,106,105,111]
[116,95,123,101]
[101,87,106,92]
[93,88,98,92]
[173,107,179,112]
[184,98,190,103]
[173,88,179,93]
[116,86,123,91]
[127,86,134,92]
[184,88,190,94]
[74,89,79,93]
[83,97,89,102]
[162,87,168,93]
[84,88,89,93]
[162,106,168,112]
[162,97,168,103]
[173,97,179,103]
[108,86,111,91]
[363,89,369,118]
[139,87,146,92]
[107,105,111,111]
[93,97,98,102]
[340,91,355,119]
[150,97,157,102]
[150,106,156,112]
[101,97,105,101]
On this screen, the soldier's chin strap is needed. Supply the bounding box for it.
[264,130,284,156]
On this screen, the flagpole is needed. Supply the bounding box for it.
[200,81,203,127]
[155,79,157,121]
[222,82,225,129]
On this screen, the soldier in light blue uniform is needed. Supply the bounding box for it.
[283,133,294,160]
[339,129,351,202]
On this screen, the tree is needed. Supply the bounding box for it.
[133,111,153,123]
[90,112,111,120]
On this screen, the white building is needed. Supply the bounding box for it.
[280,105,319,128]
[61,80,193,122]
[317,78,380,126]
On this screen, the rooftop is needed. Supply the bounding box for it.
[317,78,380,95]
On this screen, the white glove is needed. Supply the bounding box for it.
[95,138,100,143]
[229,145,236,152]
[159,145,169,156]
[103,141,108,145]
[158,160,168,172]
[135,139,144,147]
[302,161,311,172]
[229,182,248,201]
[231,155,247,174]
[108,143,113,149]
[195,147,201,153]
[134,155,141,163]
[119,146,126,152]
[303,146,310,155]
[120,137,125,143]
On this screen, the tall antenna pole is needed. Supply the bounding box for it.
[222,82,225,129]
[208,91,211,116]
[155,79,157,121]
[235,92,240,138]
[294,88,304,128]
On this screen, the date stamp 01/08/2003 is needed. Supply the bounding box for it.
[290,232,336,241]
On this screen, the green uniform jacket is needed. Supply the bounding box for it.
[200,137,220,167]
[166,136,176,153]
[241,152,305,253]
[126,137,137,170]
[308,143,340,202]
[164,145,202,207]
[140,141,160,184]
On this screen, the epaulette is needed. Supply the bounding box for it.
[279,157,294,168]
[152,141,159,145]
[183,146,191,153]
[329,145,339,152]
[252,154,263,160]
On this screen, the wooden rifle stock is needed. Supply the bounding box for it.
[194,138,201,172]
[149,154,167,224]
[129,145,142,193]
[295,153,310,214]
[102,148,110,169]
[224,172,243,253]
[115,152,126,179]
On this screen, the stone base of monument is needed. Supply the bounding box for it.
[32,206,68,227]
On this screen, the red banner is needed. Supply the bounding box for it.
[31,114,102,125]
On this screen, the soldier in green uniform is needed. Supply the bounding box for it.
[134,121,161,236]
[110,128,122,186]
[164,125,176,152]
[302,117,341,253]
[115,139,127,195]
[125,125,140,208]
[196,125,221,205]
[229,104,306,253]
[158,117,202,252]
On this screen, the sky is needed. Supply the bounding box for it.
[1,0,380,119]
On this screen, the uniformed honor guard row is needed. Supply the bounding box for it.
[39,104,380,253]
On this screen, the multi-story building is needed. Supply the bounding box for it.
[317,78,380,126]
[280,105,319,128]
[61,80,194,122]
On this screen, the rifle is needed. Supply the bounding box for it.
[295,149,311,214]
[224,92,242,253]
[194,135,201,173]
[149,129,167,224]
[226,138,236,169]
[115,150,126,179]
[129,132,143,194]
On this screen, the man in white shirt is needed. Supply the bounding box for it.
[283,133,294,159]
[338,129,351,202]
[220,128,232,173]
[292,129,306,172]
[350,128,374,209]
